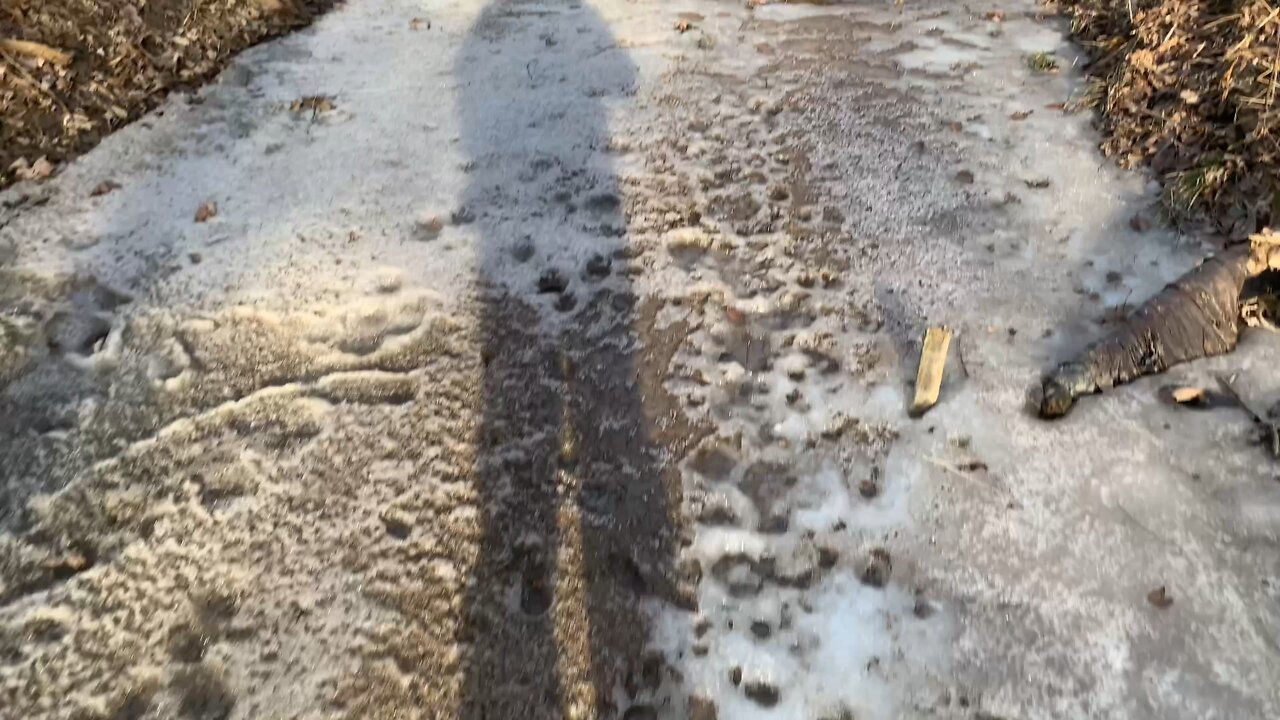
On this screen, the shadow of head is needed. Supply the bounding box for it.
[456,0,638,291]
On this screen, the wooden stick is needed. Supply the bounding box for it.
[910,326,951,418]
[0,39,72,67]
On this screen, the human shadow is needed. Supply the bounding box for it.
[455,3,689,719]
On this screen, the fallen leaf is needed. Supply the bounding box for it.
[675,19,694,33]
[1179,89,1200,105]
[1147,586,1173,609]
[1045,102,1067,111]
[290,95,336,114]
[943,120,963,132]
[1024,178,1051,189]
[194,200,218,223]
[1010,109,1033,121]
[409,17,430,30]
[11,156,54,181]
[725,306,746,326]
[41,551,88,572]
[985,10,1006,21]
[1129,213,1151,232]
[954,169,975,184]
[416,214,444,240]
[90,180,120,197]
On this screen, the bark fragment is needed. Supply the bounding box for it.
[1036,249,1249,418]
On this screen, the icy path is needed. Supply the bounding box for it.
[1,1,1278,719]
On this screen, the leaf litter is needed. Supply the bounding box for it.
[0,0,338,190]
[1060,0,1280,238]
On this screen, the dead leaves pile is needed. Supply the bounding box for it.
[1061,0,1280,239]
[0,0,337,189]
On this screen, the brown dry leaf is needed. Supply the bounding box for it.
[1247,228,1280,275]
[985,10,1006,22]
[675,19,694,33]
[725,306,746,326]
[416,215,444,240]
[290,95,336,114]
[1010,110,1033,121]
[90,180,121,197]
[409,17,429,30]
[943,120,963,132]
[1045,102,1066,111]
[194,201,219,223]
[11,157,55,181]
[1147,586,1173,609]
[41,551,88,572]
[1024,178,1051,189]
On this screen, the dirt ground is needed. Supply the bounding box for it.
[1,1,1279,719]
[1,0,337,188]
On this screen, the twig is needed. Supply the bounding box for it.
[924,456,991,486]
[0,38,71,67]
[1216,373,1280,457]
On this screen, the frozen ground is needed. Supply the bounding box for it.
[1,0,1278,719]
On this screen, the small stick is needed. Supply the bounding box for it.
[1216,374,1280,457]
[0,39,72,67]
[924,456,992,487]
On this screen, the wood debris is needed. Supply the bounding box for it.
[1217,374,1280,457]
[910,326,951,418]
[1170,386,1207,407]
[1037,230,1280,419]
[0,39,72,67]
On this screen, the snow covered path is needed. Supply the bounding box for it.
[1,1,1278,718]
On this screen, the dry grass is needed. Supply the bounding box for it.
[1061,0,1280,239]
[0,0,337,189]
